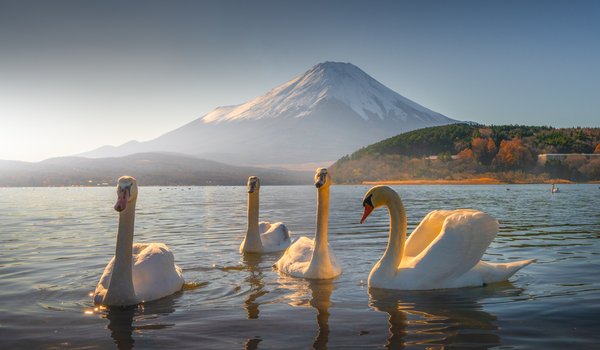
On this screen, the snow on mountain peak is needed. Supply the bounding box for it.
[202,61,447,123]
[80,62,457,165]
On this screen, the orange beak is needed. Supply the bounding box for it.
[360,204,374,224]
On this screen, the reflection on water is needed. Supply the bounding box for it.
[309,280,334,350]
[368,284,526,349]
[106,306,136,350]
[244,336,262,350]
[242,253,268,319]
[279,276,335,350]
[103,293,178,350]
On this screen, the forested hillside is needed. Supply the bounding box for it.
[331,124,600,183]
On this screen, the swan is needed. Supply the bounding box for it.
[94,176,184,306]
[276,168,342,279]
[360,186,533,290]
[551,184,559,193]
[240,176,292,253]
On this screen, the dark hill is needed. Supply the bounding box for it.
[0,153,311,187]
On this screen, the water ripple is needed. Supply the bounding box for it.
[0,184,599,349]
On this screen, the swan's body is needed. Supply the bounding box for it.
[95,243,184,304]
[551,184,559,193]
[94,176,184,306]
[240,176,292,253]
[241,221,291,253]
[276,168,342,279]
[361,186,533,290]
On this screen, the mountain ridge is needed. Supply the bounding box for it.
[0,152,311,187]
[80,62,458,167]
[200,61,450,124]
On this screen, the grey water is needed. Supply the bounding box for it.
[1,184,599,349]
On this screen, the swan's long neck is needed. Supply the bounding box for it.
[315,184,330,255]
[308,184,332,272]
[243,191,263,251]
[105,200,137,305]
[379,194,407,275]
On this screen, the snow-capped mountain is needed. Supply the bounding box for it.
[81,62,458,167]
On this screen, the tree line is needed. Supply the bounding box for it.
[331,124,600,183]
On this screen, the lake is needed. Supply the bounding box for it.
[1,184,599,349]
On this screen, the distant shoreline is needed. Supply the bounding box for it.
[2,179,600,188]
[360,178,599,185]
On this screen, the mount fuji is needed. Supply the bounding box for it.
[81,62,458,168]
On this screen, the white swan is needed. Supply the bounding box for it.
[276,168,342,279]
[360,186,534,290]
[240,176,292,253]
[94,176,184,306]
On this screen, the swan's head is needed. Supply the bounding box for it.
[247,176,260,194]
[114,176,138,212]
[314,168,330,189]
[360,186,399,224]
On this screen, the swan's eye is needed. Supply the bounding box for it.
[363,194,373,208]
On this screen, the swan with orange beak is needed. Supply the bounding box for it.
[360,185,534,290]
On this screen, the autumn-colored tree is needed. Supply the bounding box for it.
[494,138,534,169]
[594,143,600,154]
[456,148,474,159]
[471,137,486,161]
[486,138,497,156]
[471,137,496,165]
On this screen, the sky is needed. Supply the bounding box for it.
[1,0,599,162]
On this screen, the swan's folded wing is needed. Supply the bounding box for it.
[259,221,292,252]
[276,236,314,276]
[94,257,115,304]
[258,221,272,233]
[132,243,184,302]
[404,210,457,259]
[411,210,498,283]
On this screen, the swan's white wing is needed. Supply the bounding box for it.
[471,260,535,283]
[132,243,184,302]
[404,210,458,260]
[276,236,341,279]
[258,222,271,233]
[276,236,314,277]
[93,257,115,304]
[410,210,498,285]
[259,221,292,252]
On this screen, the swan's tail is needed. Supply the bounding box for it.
[478,259,535,284]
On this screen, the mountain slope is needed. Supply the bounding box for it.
[0,153,310,186]
[81,62,458,166]
[201,61,451,124]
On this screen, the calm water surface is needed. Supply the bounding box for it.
[1,184,599,349]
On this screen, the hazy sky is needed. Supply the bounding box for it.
[1,0,599,161]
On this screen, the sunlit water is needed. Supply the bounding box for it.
[1,184,599,349]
